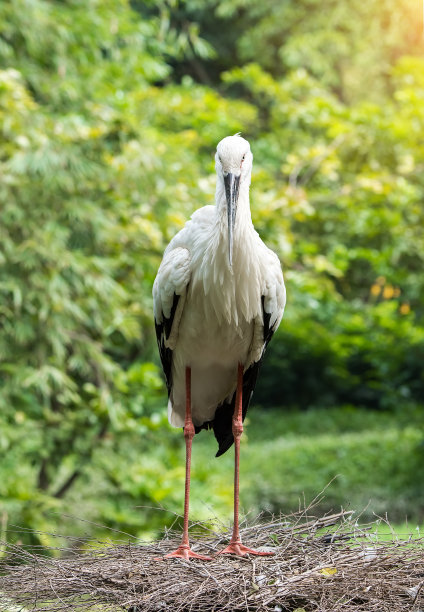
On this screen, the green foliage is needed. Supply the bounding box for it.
[151,0,422,102]
[222,62,424,410]
[241,406,424,522]
[0,0,259,548]
[0,0,423,552]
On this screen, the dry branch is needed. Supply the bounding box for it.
[0,507,423,611]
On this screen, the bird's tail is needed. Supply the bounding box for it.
[213,401,235,457]
[213,361,261,457]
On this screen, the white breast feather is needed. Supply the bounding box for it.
[153,198,286,428]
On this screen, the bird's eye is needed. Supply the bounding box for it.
[218,155,222,163]
[241,154,246,162]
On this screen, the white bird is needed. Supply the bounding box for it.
[153,134,285,560]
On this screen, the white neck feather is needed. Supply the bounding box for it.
[214,178,253,236]
[191,175,262,326]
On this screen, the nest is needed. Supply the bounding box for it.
[0,507,423,611]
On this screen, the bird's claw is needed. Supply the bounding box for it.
[217,541,274,557]
[156,545,213,561]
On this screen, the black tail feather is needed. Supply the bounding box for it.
[212,361,262,457]
[213,400,235,457]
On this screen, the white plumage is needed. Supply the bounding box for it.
[153,135,285,444]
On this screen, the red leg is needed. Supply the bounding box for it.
[218,363,274,557]
[160,367,212,561]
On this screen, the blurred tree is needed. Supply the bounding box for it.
[141,0,423,102]
[0,0,256,546]
[222,62,424,409]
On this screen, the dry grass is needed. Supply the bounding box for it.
[1,506,423,611]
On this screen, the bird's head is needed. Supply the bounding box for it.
[215,135,252,267]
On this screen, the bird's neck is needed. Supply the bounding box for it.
[214,180,253,237]
[193,178,261,325]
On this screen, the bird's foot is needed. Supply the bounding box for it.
[156,544,213,561]
[218,541,274,557]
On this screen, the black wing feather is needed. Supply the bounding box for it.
[155,293,180,396]
[212,296,276,457]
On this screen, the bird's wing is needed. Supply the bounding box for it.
[152,246,191,395]
[261,246,286,344]
[213,247,286,457]
[247,244,286,367]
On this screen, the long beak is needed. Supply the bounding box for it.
[224,173,240,267]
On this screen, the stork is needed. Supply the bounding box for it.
[153,135,285,560]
